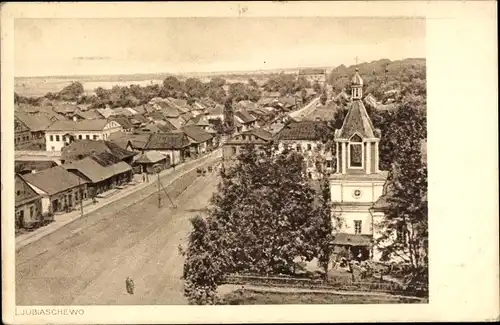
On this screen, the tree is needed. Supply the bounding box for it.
[163,76,184,97]
[185,78,206,98]
[320,90,328,105]
[222,97,235,135]
[182,145,328,304]
[312,81,321,93]
[374,95,428,289]
[58,81,84,101]
[247,78,259,89]
[207,86,226,103]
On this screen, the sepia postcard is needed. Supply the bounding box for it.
[1,1,498,324]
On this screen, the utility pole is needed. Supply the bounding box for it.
[78,176,83,217]
[157,171,161,208]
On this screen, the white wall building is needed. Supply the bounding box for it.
[329,68,388,261]
[45,120,122,152]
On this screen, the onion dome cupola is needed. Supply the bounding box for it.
[351,68,363,100]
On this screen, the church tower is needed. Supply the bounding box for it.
[329,68,388,261]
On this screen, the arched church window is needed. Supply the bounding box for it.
[348,134,363,168]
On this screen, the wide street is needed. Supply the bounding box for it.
[16,156,221,305]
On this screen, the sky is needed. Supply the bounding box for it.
[15,17,425,77]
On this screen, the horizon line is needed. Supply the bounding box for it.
[15,57,426,79]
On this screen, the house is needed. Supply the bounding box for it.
[298,68,327,86]
[153,100,181,118]
[113,107,138,116]
[142,132,191,165]
[15,111,54,150]
[234,110,258,132]
[329,68,389,262]
[52,103,78,118]
[181,125,215,155]
[133,151,169,174]
[15,160,58,175]
[223,128,273,163]
[69,109,102,121]
[96,108,116,119]
[109,116,134,132]
[21,166,88,217]
[180,111,195,123]
[165,117,185,130]
[274,120,334,179]
[61,139,137,165]
[63,156,133,198]
[107,131,151,152]
[185,114,215,133]
[15,174,43,230]
[45,119,122,152]
[206,104,225,123]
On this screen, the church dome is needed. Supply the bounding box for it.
[351,68,363,86]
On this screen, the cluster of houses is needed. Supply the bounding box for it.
[14,91,319,232]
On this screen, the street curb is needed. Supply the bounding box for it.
[16,151,221,250]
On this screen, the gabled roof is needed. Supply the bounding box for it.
[97,108,115,119]
[336,100,376,140]
[180,111,194,122]
[15,160,58,174]
[15,174,41,207]
[15,111,54,132]
[166,117,184,130]
[73,109,102,120]
[145,132,191,150]
[129,114,148,124]
[113,107,136,116]
[155,101,181,118]
[134,151,167,164]
[107,131,149,149]
[64,157,131,183]
[109,116,134,130]
[46,119,111,132]
[181,125,213,143]
[275,120,322,141]
[234,110,256,124]
[53,103,78,114]
[22,166,87,195]
[241,127,273,141]
[61,139,136,163]
[186,114,210,127]
[207,104,224,116]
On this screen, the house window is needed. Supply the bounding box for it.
[348,134,363,168]
[51,146,55,151]
[78,135,83,140]
[307,144,312,151]
[30,206,34,218]
[75,192,79,201]
[354,220,362,234]
[56,135,60,141]
[232,146,237,155]
[86,135,90,140]
[50,135,54,141]
[16,190,21,196]
[326,160,333,168]
[296,144,302,152]
[93,135,98,140]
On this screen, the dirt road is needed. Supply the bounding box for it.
[16,169,220,305]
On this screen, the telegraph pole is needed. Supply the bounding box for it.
[157,171,161,208]
[78,176,83,217]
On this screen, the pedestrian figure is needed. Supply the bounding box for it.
[142,174,145,182]
[126,277,135,295]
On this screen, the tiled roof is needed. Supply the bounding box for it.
[234,110,256,124]
[134,151,167,164]
[180,111,194,122]
[145,132,190,150]
[53,103,78,114]
[186,114,210,127]
[113,107,136,117]
[129,114,148,124]
[336,100,376,140]
[61,140,136,163]
[275,120,323,141]
[166,117,184,130]
[74,109,102,120]
[15,111,54,132]
[181,125,213,143]
[22,166,87,195]
[46,119,110,132]
[207,104,224,116]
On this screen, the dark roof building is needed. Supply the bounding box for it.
[181,125,214,144]
[63,157,132,184]
[145,133,191,150]
[22,166,87,196]
[61,139,137,163]
[15,111,54,132]
[274,121,322,141]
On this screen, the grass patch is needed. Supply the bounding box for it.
[220,289,423,305]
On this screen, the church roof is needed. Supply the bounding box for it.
[336,100,377,140]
